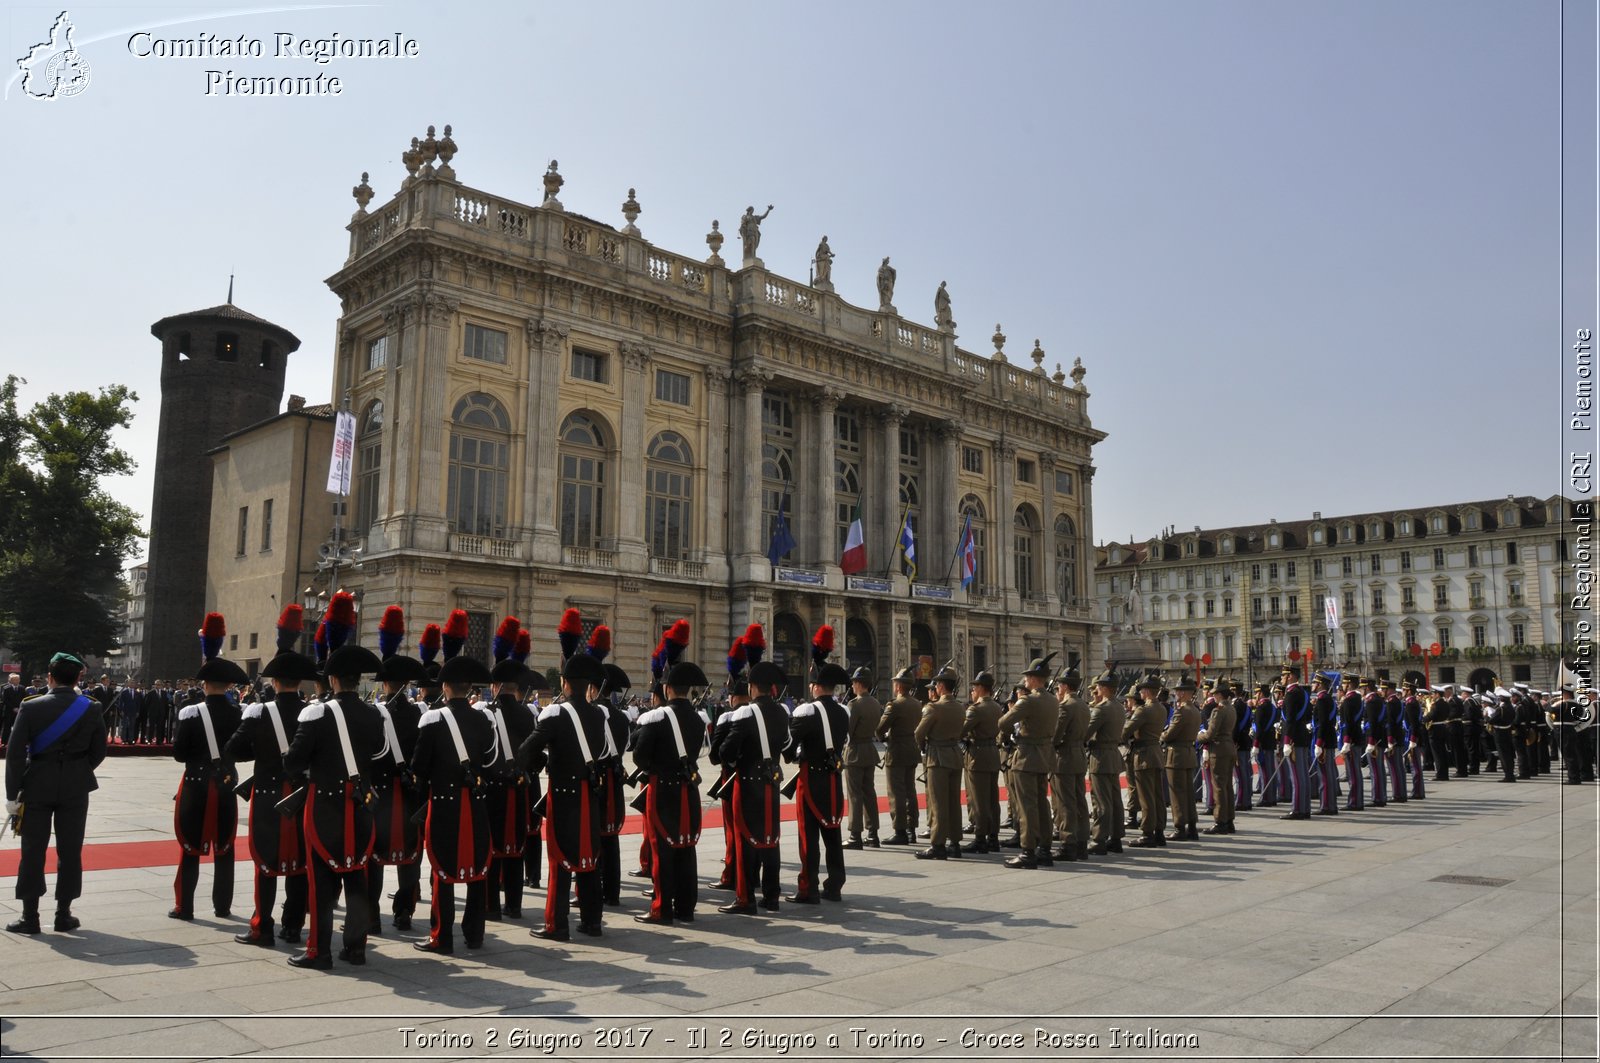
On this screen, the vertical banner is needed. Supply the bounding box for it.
[327,409,356,496]
[1324,595,1339,632]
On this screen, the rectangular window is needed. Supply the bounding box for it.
[1224,634,1236,660]
[249,632,258,650]
[1472,624,1486,648]
[1345,632,1358,657]
[1269,562,1279,581]
[962,446,984,474]
[1370,553,1381,572]
[1433,547,1446,568]
[1252,597,1263,618]
[1016,458,1035,484]
[462,323,507,364]
[1205,598,1216,617]
[1313,559,1324,579]
[1251,564,1261,581]
[1343,591,1356,614]
[1224,597,1234,615]
[1371,589,1384,613]
[1402,586,1416,609]
[236,506,248,556]
[1341,557,1353,577]
[1287,594,1298,614]
[1187,636,1199,658]
[1467,544,1479,566]
[260,498,273,551]
[1511,622,1526,645]
[1507,579,1523,604]
[1469,580,1483,604]
[1313,593,1324,616]
[1506,541,1519,564]
[1373,630,1386,655]
[1205,635,1217,657]
[1186,600,1197,619]
[1270,595,1281,616]
[1054,469,1073,495]
[1290,635,1301,653]
[1286,561,1297,579]
[1151,636,1162,659]
[1434,584,1449,608]
[654,369,691,405]
[1252,637,1265,658]
[571,348,608,383]
[366,335,387,372]
[1437,626,1452,649]
[229,634,238,652]
[1403,628,1417,650]
[1400,551,1411,571]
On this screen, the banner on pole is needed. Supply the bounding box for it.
[327,409,356,496]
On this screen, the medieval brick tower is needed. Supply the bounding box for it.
[142,298,300,682]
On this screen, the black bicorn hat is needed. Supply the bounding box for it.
[376,654,427,684]
[666,661,711,690]
[491,658,528,685]
[561,652,605,687]
[748,661,788,692]
[600,663,629,697]
[196,657,250,685]
[811,662,852,689]
[261,651,320,683]
[438,655,493,687]
[417,661,443,689]
[324,645,383,678]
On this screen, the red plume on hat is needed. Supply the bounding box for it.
[418,623,442,665]
[811,623,835,667]
[651,635,670,680]
[441,609,470,661]
[275,604,304,654]
[664,619,690,666]
[727,636,748,677]
[587,624,612,662]
[378,605,406,659]
[512,629,532,665]
[199,612,226,662]
[493,616,522,663]
[557,608,584,660]
[324,591,357,652]
[742,623,766,666]
[313,620,329,666]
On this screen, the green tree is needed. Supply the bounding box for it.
[0,375,143,678]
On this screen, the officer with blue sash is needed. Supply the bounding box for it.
[5,652,107,934]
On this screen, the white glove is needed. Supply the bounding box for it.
[4,800,19,816]
[1407,742,1416,754]
[1339,743,1350,758]
[1282,743,1293,759]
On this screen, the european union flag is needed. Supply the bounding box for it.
[767,492,797,566]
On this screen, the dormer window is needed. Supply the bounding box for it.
[1398,517,1412,535]
[1268,531,1280,549]
[1184,539,1196,557]
[1464,510,1480,531]
[1550,499,1565,522]
[1220,536,1234,554]
[1430,513,1445,533]
[1310,525,1324,544]
[1368,520,1383,540]
[1500,506,1518,527]
[1339,523,1354,543]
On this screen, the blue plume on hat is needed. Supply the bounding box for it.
[441,609,469,661]
[493,616,521,663]
[324,592,356,652]
[557,608,583,660]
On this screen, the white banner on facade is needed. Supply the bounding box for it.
[327,409,356,496]
[1324,595,1339,631]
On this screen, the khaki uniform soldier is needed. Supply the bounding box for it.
[1162,678,1203,841]
[1197,678,1238,834]
[915,667,967,859]
[1124,675,1167,846]
[998,654,1061,869]
[843,669,882,849]
[960,672,1004,853]
[876,669,922,844]
[1084,670,1125,854]
[1050,667,1092,862]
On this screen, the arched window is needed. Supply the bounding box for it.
[762,393,794,557]
[646,431,692,560]
[959,494,988,592]
[1055,514,1077,604]
[835,410,861,556]
[447,393,510,537]
[899,428,921,538]
[1014,505,1039,598]
[559,412,609,548]
[355,400,383,531]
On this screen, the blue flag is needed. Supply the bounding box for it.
[898,509,917,580]
[767,492,797,566]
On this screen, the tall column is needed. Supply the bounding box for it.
[996,441,1017,605]
[617,342,651,568]
[877,405,904,578]
[375,298,411,535]
[527,318,569,561]
[1039,453,1058,606]
[937,420,961,584]
[411,291,458,551]
[814,388,840,571]
[736,367,768,562]
[703,368,731,562]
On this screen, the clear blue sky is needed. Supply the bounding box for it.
[2,0,1588,560]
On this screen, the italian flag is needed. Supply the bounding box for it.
[839,501,867,574]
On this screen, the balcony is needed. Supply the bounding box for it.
[562,545,616,569]
[649,556,707,580]
[449,533,522,561]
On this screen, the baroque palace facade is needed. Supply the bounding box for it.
[209,127,1105,684]
[1093,494,1582,692]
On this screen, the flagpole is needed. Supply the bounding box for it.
[944,511,968,586]
[882,502,909,579]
